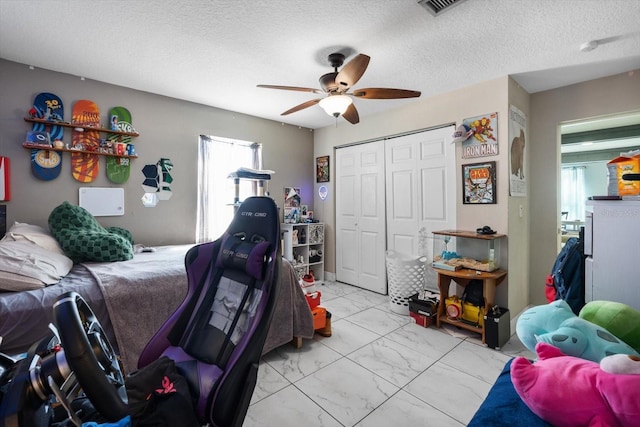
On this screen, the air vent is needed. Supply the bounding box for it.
[417,0,467,16]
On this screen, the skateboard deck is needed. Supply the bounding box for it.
[71,100,100,182]
[106,106,133,183]
[30,92,63,180]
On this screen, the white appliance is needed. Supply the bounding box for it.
[584,199,640,310]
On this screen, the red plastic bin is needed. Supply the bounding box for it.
[305,291,321,310]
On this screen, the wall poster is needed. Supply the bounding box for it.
[461,113,498,158]
[509,105,527,197]
[316,155,329,183]
[463,161,497,204]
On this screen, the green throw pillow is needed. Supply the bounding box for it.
[48,201,134,263]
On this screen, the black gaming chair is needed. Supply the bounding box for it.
[138,196,281,427]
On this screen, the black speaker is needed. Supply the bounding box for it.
[484,307,510,349]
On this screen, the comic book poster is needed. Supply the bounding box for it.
[463,161,496,204]
[509,105,527,197]
[461,113,498,158]
[316,155,329,183]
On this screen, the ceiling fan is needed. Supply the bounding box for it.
[257,52,421,124]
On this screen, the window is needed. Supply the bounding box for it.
[196,135,262,243]
[561,166,586,222]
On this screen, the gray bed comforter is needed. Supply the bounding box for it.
[0,245,313,374]
[0,264,112,356]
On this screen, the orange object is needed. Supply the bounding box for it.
[312,306,326,330]
[316,311,332,337]
[607,154,640,196]
[305,291,321,309]
[71,100,101,182]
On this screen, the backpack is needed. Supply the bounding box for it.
[545,237,585,315]
[462,280,484,307]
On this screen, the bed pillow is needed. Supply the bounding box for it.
[0,240,73,291]
[48,201,134,263]
[1,221,66,255]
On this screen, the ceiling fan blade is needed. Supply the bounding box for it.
[281,98,322,116]
[342,103,360,124]
[351,88,421,99]
[257,84,322,94]
[335,54,370,92]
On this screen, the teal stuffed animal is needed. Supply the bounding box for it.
[516,300,640,363]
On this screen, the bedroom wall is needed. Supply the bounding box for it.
[0,59,314,246]
[314,70,640,318]
[313,76,525,313]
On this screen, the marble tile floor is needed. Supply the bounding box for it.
[244,281,535,427]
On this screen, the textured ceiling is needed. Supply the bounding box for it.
[1,0,640,130]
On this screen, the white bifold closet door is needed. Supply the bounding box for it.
[385,125,456,291]
[335,140,387,293]
[335,125,456,294]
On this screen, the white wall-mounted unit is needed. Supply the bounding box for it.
[79,187,125,216]
[584,199,640,310]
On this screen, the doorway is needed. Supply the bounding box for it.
[559,110,640,241]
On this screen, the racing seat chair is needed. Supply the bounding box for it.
[138,196,281,427]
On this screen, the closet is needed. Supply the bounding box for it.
[336,125,456,294]
[335,140,387,293]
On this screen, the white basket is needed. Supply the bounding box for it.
[386,250,428,315]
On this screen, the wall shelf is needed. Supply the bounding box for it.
[22,143,138,159]
[282,223,324,283]
[24,117,140,137]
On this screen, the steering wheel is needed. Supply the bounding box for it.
[53,291,128,421]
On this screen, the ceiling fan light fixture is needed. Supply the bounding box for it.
[319,95,352,117]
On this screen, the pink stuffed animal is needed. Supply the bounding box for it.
[512,342,640,427]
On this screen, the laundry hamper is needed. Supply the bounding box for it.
[386,250,428,315]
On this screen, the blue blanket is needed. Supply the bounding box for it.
[468,359,551,427]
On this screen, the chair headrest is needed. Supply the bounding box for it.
[216,235,270,280]
[216,197,279,280]
[225,197,279,245]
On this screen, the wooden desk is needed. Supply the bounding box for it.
[434,267,507,343]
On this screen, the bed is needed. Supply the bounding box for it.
[468,359,551,427]
[0,244,314,374]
